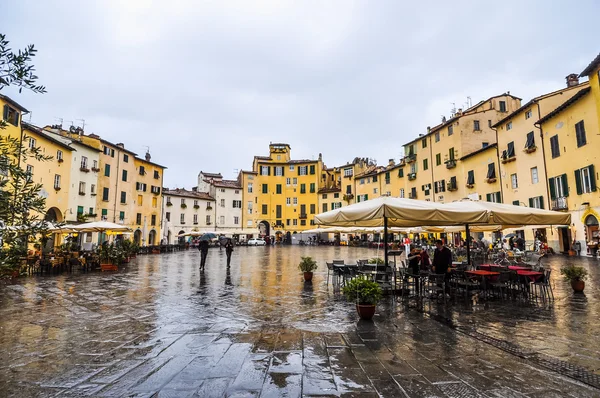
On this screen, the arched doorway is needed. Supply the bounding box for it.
[44,207,63,222]
[258,221,270,238]
[178,230,186,244]
[134,229,142,245]
[148,230,156,246]
[585,214,599,255]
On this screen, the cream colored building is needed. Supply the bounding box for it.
[162,188,215,243]
[197,172,243,232]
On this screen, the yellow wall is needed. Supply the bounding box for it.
[132,156,165,245]
[460,146,502,203]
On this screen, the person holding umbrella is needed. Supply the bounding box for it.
[198,233,216,270]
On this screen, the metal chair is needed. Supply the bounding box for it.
[425,273,447,305]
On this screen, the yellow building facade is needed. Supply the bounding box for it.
[249,143,323,238]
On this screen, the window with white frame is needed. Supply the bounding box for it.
[29,137,36,149]
[81,156,88,169]
[531,167,539,184]
[193,214,198,224]
[220,188,225,193]
[581,167,593,193]
[206,215,211,224]
[220,215,225,225]
[373,188,378,194]
[289,165,295,171]
[275,166,283,176]
[511,173,518,189]
[506,122,512,131]
[286,178,291,186]
[247,220,252,226]
[26,164,33,181]
[531,196,542,208]
[92,160,98,169]
[181,198,186,205]
[286,198,291,206]
[525,110,532,119]
[220,199,225,207]
[553,176,566,198]
[292,177,297,185]
[261,166,269,175]
[293,197,298,205]
[360,179,365,185]
[247,183,253,193]
[234,216,239,225]
[344,168,353,177]
[79,181,86,194]
[90,184,96,195]
[57,150,63,161]
[400,188,405,198]
[54,174,61,189]
[180,213,185,224]
[194,200,198,207]
[232,200,242,208]
[298,166,307,175]
[247,201,253,214]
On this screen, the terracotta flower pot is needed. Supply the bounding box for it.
[571,280,585,293]
[303,272,313,282]
[356,304,376,320]
[101,263,118,272]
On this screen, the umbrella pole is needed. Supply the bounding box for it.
[384,216,389,267]
[465,223,471,267]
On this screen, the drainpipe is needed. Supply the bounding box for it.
[429,135,435,202]
[112,147,121,223]
[491,126,504,203]
[534,102,551,209]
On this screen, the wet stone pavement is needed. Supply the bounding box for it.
[0,246,599,397]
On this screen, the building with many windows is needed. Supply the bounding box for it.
[161,188,215,244]
[197,172,243,232]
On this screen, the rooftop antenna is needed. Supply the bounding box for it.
[66,120,74,127]
[28,112,32,122]
[54,117,63,128]
[467,96,472,108]
[450,103,456,117]
[76,118,86,130]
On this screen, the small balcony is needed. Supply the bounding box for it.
[501,150,516,164]
[447,182,458,191]
[80,166,90,172]
[408,193,417,199]
[206,205,213,211]
[78,191,86,196]
[405,154,417,163]
[552,197,568,211]
[485,177,497,184]
[54,185,61,191]
[445,159,457,169]
[408,173,417,181]
[91,167,100,172]
[524,145,537,154]
[343,193,354,201]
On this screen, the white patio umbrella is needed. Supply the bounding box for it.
[315,196,488,265]
[72,221,132,233]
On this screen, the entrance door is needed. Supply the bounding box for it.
[559,228,571,252]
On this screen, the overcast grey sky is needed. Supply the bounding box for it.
[2,0,598,188]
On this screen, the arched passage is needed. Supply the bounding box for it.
[148,229,156,246]
[44,207,63,222]
[134,229,142,245]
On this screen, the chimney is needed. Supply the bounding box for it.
[427,126,431,133]
[145,151,151,161]
[566,73,579,87]
[116,143,125,149]
[388,159,395,166]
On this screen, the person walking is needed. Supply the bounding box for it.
[225,238,234,268]
[198,239,209,270]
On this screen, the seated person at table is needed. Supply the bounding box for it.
[432,240,452,276]
[407,248,421,275]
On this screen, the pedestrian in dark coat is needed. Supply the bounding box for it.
[198,239,209,270]
[225,238,234,268]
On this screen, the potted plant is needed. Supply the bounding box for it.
[298,256,318,282]
[98,244,117,271]
[342,278,382,320]
[560,265,588,293]
[368,257,384,264]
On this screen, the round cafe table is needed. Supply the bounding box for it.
[517,270,544,282]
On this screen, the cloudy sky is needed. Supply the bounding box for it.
[2,0,598,188]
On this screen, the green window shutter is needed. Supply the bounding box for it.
[2,105,8,121]
[77,206,84,214]
[104,164,110,177]
[495,192,501,203]
[528,197,534,207]
[575,169,582,195]
[365,194,368,200]
[102,209,108,216]
[310,165,315,175]
[539,196,544,209]
[281,167,285,176]
[561,174,569,197]
[268,166,271,176]
[548,178,556,200]
[590,164,597,192]
[486,193,491,202]
[512,200,519,206]
[399,169,404,177]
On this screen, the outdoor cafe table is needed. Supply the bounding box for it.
[465,270,500,296]
[517,270,544,282]
[478,264,504,270]
[508,265,531,271]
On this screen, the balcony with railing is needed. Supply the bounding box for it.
[447,181,458,191]
[299,213,307,219]
[408,172,417,181]
[551,197,568,211]
[405,153,417,163]
[445,159,457,169]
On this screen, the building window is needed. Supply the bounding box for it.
[499,100,507,112]
[193,214,198,224]
[531,167,539,184]
[344,168,353,177]
[299,166,308,176]
[28,137,36,149]
[262,184,268,194]
[550,135,560,158]
[119,211,125,221]
[467,170,475,186]
[166,197,172,205]
[166,212,171,222]
[293,197,298,205]
[123,154,129,163]
[286,178,291,186]
[300,184,306,194]
[525,110,532,119]
[219,215,225,225]
[102,187,109,201]
[486,192,502,203]
[511,173,518,189]
[292,177,297,186]
[286,197,291,205]
[2,104,19,126]
[435,132,440,142]
[575,120,587,147]
[152,197,157,208]
[373,188,378,194]
[206,215,211,224]
[220,199,225,207]
[120,191,126,204]
[473,120,480,131]
[400,188,405,198]
[310,183,315,193]
[275,166,283,176]
[322,193,327,199]
[101,209,108,219]
[136,182,147,192]
[576,165,596,194]
[180,213,185,224]
[360,179,365,185]
[276,184,282,194]
[422,139,427,148]
[219,188,226,193]
[56,150,63,162]
[434,180,445,193]
[550,174,568,199]
[79,181,86,195]
[289,165,295,171]
[292,219,298,226]
[92,160,98,170]
[139,165,145,176]
[247,201,253,214]
[247,183,253,193]
[322,203,328,212]
[423,158,428,171]
[262,204,268,215]
[137,194,143,205]
[151,214,156,226]
[505,122,512,131]
[90,184,96,195]
[448,125,453,136]
[435,153,441,166]
[122,169,127,182]
[136,213,142,225]
[104,164,110,177]
[482,142,489,148]
[529,196,544,209]
[54,174,61,189]
[310,204,316,214]
[234,216,239,225]
[525,131,535,150]
[233,200,242,208]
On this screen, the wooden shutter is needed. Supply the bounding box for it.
[281,167,285,176]
[434,183,438,194]
[539,196,544,209]
[365,194,368,200]
[590,165,597,192]
[441,180,445,192]
[548,178,556,200]
[528,197,534,207]
[575,169,582,195]
[512,200,519,206]
[2,105,8,121]
[495,192,501,203]
[561,174,569,197]
[310,165,315,175]
[267,166,271,176]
